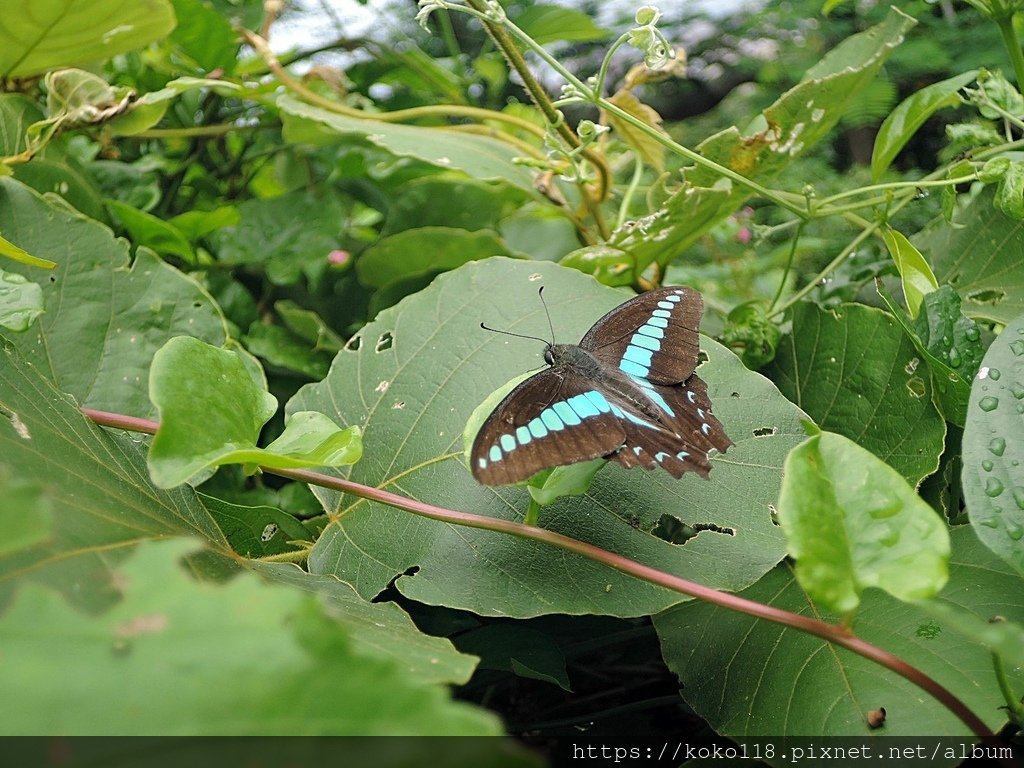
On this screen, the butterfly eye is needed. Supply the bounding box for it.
[544,348,554,365]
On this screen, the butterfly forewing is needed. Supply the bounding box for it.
[581,286,702,385]
[471,369,627,486]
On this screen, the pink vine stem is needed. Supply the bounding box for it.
[82,406,1000,744]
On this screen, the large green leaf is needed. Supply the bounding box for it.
[962,312,1024,577]
[0,339,224,611]
[0,178,228,418]
[278,96,538,193]
[288,257,807,618]
[917,188,1024,325]
[0,341,488,698]
[653,526,1024,738]
[511,3,609,45]
[0,539,501,735]
[762,302,945,486]
[0,0,177,79]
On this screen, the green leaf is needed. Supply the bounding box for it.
[168,205,240,242]
[0,94,43,156]
[762,302,946,486]
[275,300,344,353]
[106,77,244,136]
[208,190,345,286]
[0,269,43,332]
[288,257,808,618]
[26,69,135,151]
[0,467,52,557]
[871,71,978,181]
[199,494,314,558]
[654,526,1023,738]
[243,321,332,380]
[877,283,984,428]
[0,539,503,735]
[881,226,938,318]
[961,312,1024,577]
[511,4,609,45]
[357,227,516,288]
[0,232,55,270]
[499,203,580,262]
[107,199,195,261]
[0,0,176,79]
[779,431,950,614]
[381,177,527,237]
[148,337,361,488]
[0,339,226,610]
[169,0,239,73]
[11,156,107,221]
[918,187,1024,324]
[278,95,538,193]
[721,300,781,368]
[0,177,228,418]
[995,159,1024,220]
[527,460,606,508]
[457,624,571,690]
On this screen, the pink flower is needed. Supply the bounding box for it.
[328,249,350,266]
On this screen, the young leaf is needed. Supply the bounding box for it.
[148,337,360,488]
[0,269,43,332]
[876,283,984,428]
[778,431,950,614]
[994,159,1024,220]
[919,187,1024,324]
[0,233,56,270]
[871,71,978,182]
[961,311,1024,577]
[881,226,938,318]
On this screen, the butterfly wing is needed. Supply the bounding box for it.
[612,375,731,479]
[580,286,703,385]
[471,367,627,486]
[580,286,733,473]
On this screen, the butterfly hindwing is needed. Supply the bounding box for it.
[581,286,702,385]
[611,375,732,479]
[471,368,627,486]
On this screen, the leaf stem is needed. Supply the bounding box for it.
[994,11,1024,94]
[83,406,999,743]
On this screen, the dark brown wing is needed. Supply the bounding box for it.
[580,286,702,385]
[611,374,732,478]
[471,368,626,486]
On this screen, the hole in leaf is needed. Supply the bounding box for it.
[730,391,740,398]
[697,349,709,365]
[966,289,1006,305]
[651,515,734,544]
[768,504,779,525]
[753,426,776,437]
[345,335,361,352]
[49,275,56,283]
[376,331,394,352]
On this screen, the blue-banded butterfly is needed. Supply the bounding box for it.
[471,286,732,485]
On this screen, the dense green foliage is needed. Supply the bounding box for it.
[1,0,1023,759]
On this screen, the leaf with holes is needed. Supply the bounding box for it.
[653,526,1023,738]
[287,257,808,618]
[0,178,228,418]
[762,302,946,486]
[916,187,1024,324]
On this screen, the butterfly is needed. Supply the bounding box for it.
[471,286,732,486]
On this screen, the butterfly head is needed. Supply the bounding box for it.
[543,345,555,366]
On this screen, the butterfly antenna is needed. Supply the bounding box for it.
[537,286,556,344]
[479,322,549,346]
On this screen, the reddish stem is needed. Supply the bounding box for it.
[82,407,999,743]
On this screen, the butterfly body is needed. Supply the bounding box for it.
[471,287,732,486]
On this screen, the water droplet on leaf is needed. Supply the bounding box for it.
[985,478,1004,497]
[989,437,1006,456]
[979,396,999,412]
